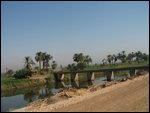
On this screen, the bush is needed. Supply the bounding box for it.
[14,68,32,79]
[6,69,14,75]
[5,69,14,78]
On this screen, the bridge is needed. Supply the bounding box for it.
[53,66,149,82]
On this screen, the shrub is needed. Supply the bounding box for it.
[14,68,32,79]
[6,69,14,75]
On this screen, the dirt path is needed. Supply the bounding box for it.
[12,74,149,112]
[53,74,149,112]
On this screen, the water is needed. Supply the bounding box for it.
[1,75,127,112]
[1,95,28,112]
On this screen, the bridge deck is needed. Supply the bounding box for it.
[54,66,149,74]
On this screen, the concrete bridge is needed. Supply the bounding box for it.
[53,66,149,82]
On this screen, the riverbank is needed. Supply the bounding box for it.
[12,73,149,112]
[1,75,48,92]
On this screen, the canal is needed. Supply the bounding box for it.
[1,74,127,112]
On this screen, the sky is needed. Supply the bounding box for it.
[1,1,149,72]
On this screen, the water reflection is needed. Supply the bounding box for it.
[55,81,65,89]
[24,90,37,103]
[87,80,95,86]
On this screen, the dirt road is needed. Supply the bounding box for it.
[53,75,149,112]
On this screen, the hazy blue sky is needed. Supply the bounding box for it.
[1,1,149,72]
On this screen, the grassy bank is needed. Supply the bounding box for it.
[1,76,46,92]
[86,61,149,70]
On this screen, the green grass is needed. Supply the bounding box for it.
[1,76,26,84]
[86,61,149,70]
[1,76,45,91]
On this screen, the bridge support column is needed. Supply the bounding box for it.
[61,81,66,88]
[134,69,138,75]
[60,74,65,81]
[71,73,79,81]
[87,72,95,81]
[129,69,137,77]
[127,71,131,78]
[88,80,95,86]
[54,73,64,81]
[71,80,79,88]
[107,71,114,81]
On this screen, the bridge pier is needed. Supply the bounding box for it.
[54,73,65,81]
[71,80,79,88]
[135,69,138,75]
[127,72,131,78]
[107,71,114,81]
[71,73,79,81]
[88,80,95,86]
[87,72,95,81]
[61,81,66,88]
[129,69,137,77]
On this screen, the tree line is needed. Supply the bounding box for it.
[24,52,57,71]
[4,50,149,79]
[101,51,149,65]
[8,52,58,79]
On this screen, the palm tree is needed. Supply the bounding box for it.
[131,52,135,62]
[113,54,117,65]
[107,55,112,64]
[110,55,114,65]
[102,59,107,65]
[121,51,126,63]
[45,54,53,70]
[24,56,35,70]
[51,61,57,70]
[85,55,92,65]
[35,52,43,71]
[73,53,79,63]
[73,53,85,64]
[67,63,76,71]
[42,52,47,69]
[73,53,92,70]
[117,51,126,63]
[135,51,143,63]
[117,53,122,63]
[142,53,149,61]
[126,53,132,64]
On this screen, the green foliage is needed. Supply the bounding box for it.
[1,76,45,92]
[35,52,43,70]
[40,71,46,75]
[6,69,13,75]
[67,53,92,71]
[35,52,53,70]
[51,61,58,70]
[86,61,148,70]
[101,50,149,65]
[24,56,35,69]
[76,63,86,70]
[67,63,77,71]
[13,68,32,79]
[4,69,14,78]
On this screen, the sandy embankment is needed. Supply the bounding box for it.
[12,74,149,112]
